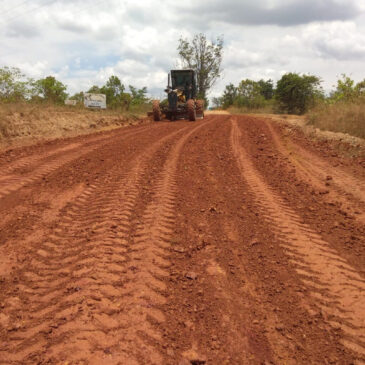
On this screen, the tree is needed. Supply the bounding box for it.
[129,85,148,105]
[235,79,266,109]
[100,75,125,107]
[177,33,223,101]
[331,74,356,102]
[275,73,323,114]
[0,66,30,102]
[355,79,365,95]
[69,91,84,104]
[33,76,68,104]
[258,79,274,100]
[212,96,223,109]
[87,85,102,94]
[221,83,237,109]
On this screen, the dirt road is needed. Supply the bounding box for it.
[0,115,364,364]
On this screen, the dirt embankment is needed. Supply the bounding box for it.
[0,103,148,150]
[0,115,364,364]
[254,113,365,157]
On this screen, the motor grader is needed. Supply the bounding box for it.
[151,70,204,122]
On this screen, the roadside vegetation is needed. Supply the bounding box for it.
[214,73,365,139]
[0,66,150,143]
[307,75,365,139]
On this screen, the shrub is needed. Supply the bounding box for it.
[275,73,323,114]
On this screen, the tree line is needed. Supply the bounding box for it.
[213,73,365,115]
[0,66,148,110]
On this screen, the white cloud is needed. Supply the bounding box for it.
[303,22,365,60]
[0,0,365,98]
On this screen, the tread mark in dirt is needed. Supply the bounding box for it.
[0,126,150,200]
[0,125,192,364]
[0,123,151,175]
[230,117,365,362]
[121,120,212,363]
[265,120,365,206]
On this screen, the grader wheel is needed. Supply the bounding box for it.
[187,99,196,121]
[152,100,161,121]
[196,99,204,119]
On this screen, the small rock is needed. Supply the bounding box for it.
[173,247,186,253]
[186,272,198,280]
[326,175,333,181]
[184,320,194,329]
[167,348,175,357]
[182,349,207,365]
[249,238,259,247]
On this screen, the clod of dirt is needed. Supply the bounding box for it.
[181,348,207,365]
[185,272,198,280]
[173,247,186,253]
[167,348,175,357]
[249,238,260,247]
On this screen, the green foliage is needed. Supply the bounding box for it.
[235,79,266,109]
[275,73,323,114]
[86,77,148,110]
[330,74,365,102]
[87,85,102,94]
[212,96,223,109]
[69,91,84,104]
[355,79,365,94]
[129,85,148,105]
[220,79,273,110]
[221,83,237,109]
[100,76,125,108]
[257,79,274,100]
[0,66,30,102]
[178,33,224,100]
[0,66,151,111]
[32,76,68,104]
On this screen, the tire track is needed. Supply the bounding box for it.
[118,119,213,364]
[0,126,151,200]
[230,117,365,362]
[0,124,150,176]
[0,124,189,364]
[265,120,365,206]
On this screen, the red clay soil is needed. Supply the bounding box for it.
[0,115,364,364]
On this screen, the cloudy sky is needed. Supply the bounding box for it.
[1,0,365,98]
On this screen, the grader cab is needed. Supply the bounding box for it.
[152,70,204,122]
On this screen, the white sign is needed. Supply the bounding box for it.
[84,93,106,109]
[65,99,77,106]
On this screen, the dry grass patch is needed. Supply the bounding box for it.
[307,101,365,139]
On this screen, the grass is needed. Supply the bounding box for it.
[307,100,365,139]
[0,102,150,145]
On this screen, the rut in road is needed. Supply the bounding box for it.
[119,119,211,363]
[230,117,365,362]
[265,120,365,207]
[0,121,208,364]
[0,126,185,364]
[0,126,150,200]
